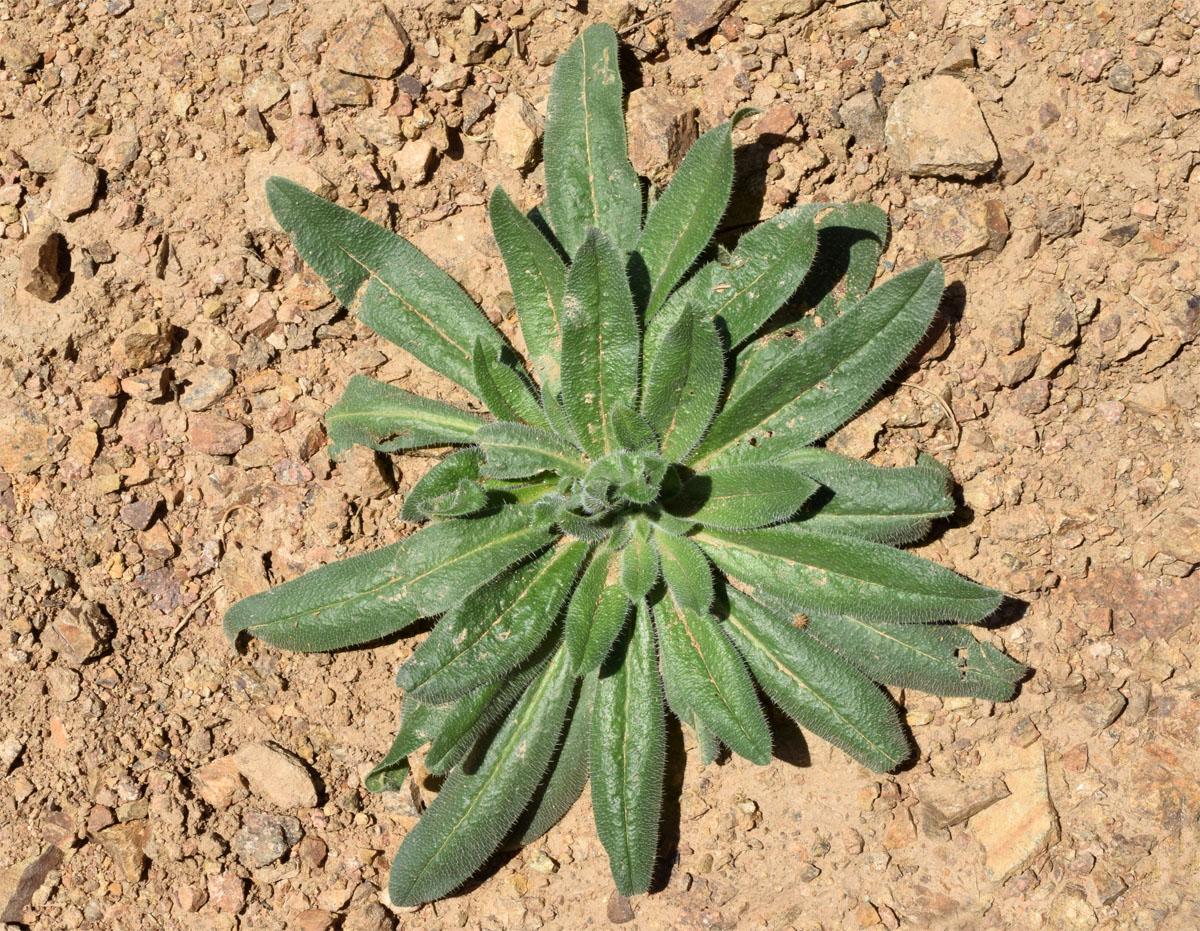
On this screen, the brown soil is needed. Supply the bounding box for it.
[1,1,1198,929]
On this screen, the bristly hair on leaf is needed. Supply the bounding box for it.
[223,22,1026,910]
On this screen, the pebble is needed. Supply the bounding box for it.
[839,91,885,148]
[832,1,887,35]
[327,6,412,78]
[673,0,739,38]
[885,76,998,178]
[295,910,338,931]
[188,413,250,457]
[18,229,67,302]
[1011,378,1050,415]
[1080,48,1116,81]
[606,891,635,924]
[44,603,111,665]
[338,446,393,498]
[246,70,289,111]
[48,155,100,220]
[96,820,148,881]
[740,0,822,25]
[0,398,52,474]
[1108,63,1135,94]
[1038,203,1081,242]
[625,87,699,183]
[232,810,303,867]
[118,497,159,531]
[190,755,246,809]
[0,847,63,923]
[460,86,493,132]
[493,93,544,172]
[179,366,234,412]
[174,884,208,913]
[46,668,81,702]
[936,36,975,72]
[0,39,40,73]
[1047,890,1097,931]
[233,741,319,809]
[316,72,372,110]
[393,138,436,187]
[115,318,172,370]
[914,195,991,259]
[206,872,246,913]
[970,740,1059,881]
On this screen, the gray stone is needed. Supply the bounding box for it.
[231,811,303,867]
[179,366,234,412]
[0,847,63,922]
[839,91,885,147]
[885,76,998,178]
[1108,62,1135,94]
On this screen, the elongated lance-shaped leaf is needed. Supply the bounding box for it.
[612,404,659,452]
[543,24,642,256]
[620,518,661,602]
[591,603,666,895]
[489,187,567,388]
[326,375,487,460]
[634,108,757,321]
[653,528,714,615]
[641,305,724,461]
[696,525,1003,625]
[401,449,487,521]
[667,464,819,531]
[510,671,597,846]
[795,203,890,319]
[653,594,771,764]
[684,204,822,346]
[565,544,631,673]
[399,540,588,703]
[388,641,576,906]
[658,660,724,766]
[224,540,417,652]
[782,448,955,544]
[541,389,582,450]
[267,178,503,397]
[473,339,551,430]
[424,655,548,775]
[561,228,641,457]
[693,261,945,466]
[476,422,587,480]
[721,588,910,772]
[365,698,450,793]
[804,612,1027,702]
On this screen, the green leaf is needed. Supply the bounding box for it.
[473,339,551,430]
[667,464,818,531]
[634,108,757,321]
[783,448,956,544]
[541,389,582,450]
[611,404,658,452]
[620,518,660,603]
[476,422,587,480]
[693,261,945,466]
[653,528,713,615]
[696,525,1003,625]
[591,603,665,895]
[565,545,631,674]
[804,612,1027,702]
[797,203,890,319]
[365,697,449,793]
[326,375,487,460]
[509,671,597,846]
[544,23,642,256]
[398,540,588,703]
[688,204,822,347]
[641,306,724,462]
[721,588,910,772]
[653,595,771,765]
[561,228,641,458]
[223,540,417,652]
[267,177,503,397]
[489,186,567,388]
[388,641,576,906]
[401,449,487,521]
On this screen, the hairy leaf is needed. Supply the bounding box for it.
[653,528,714,615]
[401,449,487,521]
[620,518,661,603]
[474,339,551,429]
[565,545,631,674]
[477,422,587,480]
[641,306,724,461]
[667,464,818,531]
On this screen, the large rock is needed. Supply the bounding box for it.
[625,87,698,183]
[672,0,740,38]
[0,398,52,474]
[18,229,66,301]
[0,847,63,922]
[493,94,543,171]
[233,742,319,809]
[327,6,412,78]
[48,155,100,220]
[885,75,999,178]
[970,740,1059,881]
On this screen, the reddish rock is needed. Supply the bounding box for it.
[206,872,246,912]
[672,0,740,39]
[625,87,699,183]
[190,755,246,809]
[18,229,66,301]
[189,413,250,457]
[327,6,412,78]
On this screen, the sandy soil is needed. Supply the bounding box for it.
[1,0,1198,929]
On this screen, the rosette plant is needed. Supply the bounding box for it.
[225,24,1025,907]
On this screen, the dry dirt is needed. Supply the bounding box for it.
[1,0,1199,929]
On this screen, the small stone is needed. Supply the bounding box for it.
[106,0,133,15]
[86,805,115,835]
[48,156,100,220]
[625,87,699,183]
[885,76,998,178]
[120,368,169,402]
[1080,690,1127,734]
[316,71,372,109]
[96,820,148,882]
[394,138,436,187]
[115,318,172,370]
[217,54,244,84]
[18,229,67,301]
[327,6,412,78]
[1108,62,1135,94]
[448,25,497,65]
[0,39,41,73]
[296,835,327,867]
[673,0,741,39]
[206,872,246,913]
[460,86,493,132]
[970,740,1059,882]
[606,890,635,924]
[1038,101,1061,128]
[189,413,250,457]
[119,498,159,531]
[1047,890,1097,931]
[0,847,63,923]
[493,94,543,172]
[527,850,558,874]
[296,909,338,931]
[936,36,975,72]
[44,603,111,665]
[833,1,886,35]
[1028,291,1079,347]
[190,756,246,809]
[338,446,393,498]
[180,366,234,412]
[175,884,208,913]
[0,737,24,774]
[839,91,885,147]
[1011,378,1050,416]
[232,810,303,868]
[1079,48,1116,81]
[47,668,81,702]
[1156,509,1200,566]
[915,195,991,258]
[246,70,289,111]
[1038,204,1081,242]
[233,741,319,809]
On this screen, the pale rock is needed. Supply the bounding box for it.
[44,602,112,665]
[885,76,998,178]
[96,820,149,881]
[190,755,247,809]
[970,740,1059,881]
[625,87,698,183]
[915,776,1010,832]
[493,94,543,171]
[338,446,393,499]
[244,150,336,231]
[233,741,319,809]
[393,138,436,187]
[739,0,823,26]
[327,6,412,78]
[937,36,976,72]
[48,155,100,220]
[914,195,991,259]
[245,70,289,111]
[0,398,51,475]
[833,1,887,35]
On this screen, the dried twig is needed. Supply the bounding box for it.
[899,380,960,452]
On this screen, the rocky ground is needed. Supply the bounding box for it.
[1,0,1198,928]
